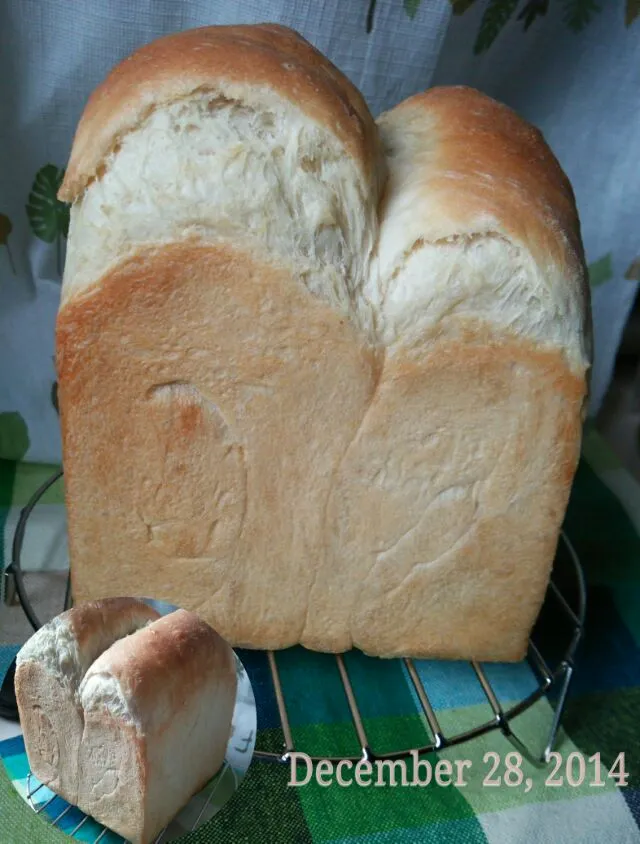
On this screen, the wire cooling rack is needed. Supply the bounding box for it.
[26,775,120,842]
[24,769,227,844]
[5,468,586,842]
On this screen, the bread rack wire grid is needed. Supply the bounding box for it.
[24,770,222,844]
[6,468,586,841]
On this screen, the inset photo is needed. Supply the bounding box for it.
[3,596,256,844]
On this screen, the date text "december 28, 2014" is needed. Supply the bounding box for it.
[288,751,629,792]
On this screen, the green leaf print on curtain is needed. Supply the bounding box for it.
[403,0,422,19]
[451,0,479,13]
[26,164,70,277]
[474,0,519,53]
[0,412,30,462]
[625,258,640,282]
[369,0,630,38]
[517,0,550,30]
[588,253,614,288]
[562,0,601,32]
[445,0,636,49]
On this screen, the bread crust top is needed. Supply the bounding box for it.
[62,597,160,651]
[57,25,591,377]
[374,85,592,373]
[58,24,384,203]
[16,597,160,683]
[81,609,237,729]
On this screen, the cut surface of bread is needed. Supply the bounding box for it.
[56,25,591,661]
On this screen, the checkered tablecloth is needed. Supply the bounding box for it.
[1,424,639,843]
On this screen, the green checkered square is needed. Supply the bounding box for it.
[181,754,313,844]
[563,688,640,789]
[610,584,640,648]
[292,717,476,841]
[436,698,618,816]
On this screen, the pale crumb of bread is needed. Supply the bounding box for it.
[17,606,156,704]
[373,235,585,366]
[17,617,85,692]
[79,671,134,723]
[370,109,589,371]
[63,90,378,336]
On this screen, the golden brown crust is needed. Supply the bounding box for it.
[57,243,381,648]
[332,335,584,660]
[90,609,236,730]
[58,24,383,202]
[382,86,583,261]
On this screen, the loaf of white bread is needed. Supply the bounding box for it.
[15,598,237,844]
[56,24,591,662]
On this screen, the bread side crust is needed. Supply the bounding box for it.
[57,244,584,659]
[14,660,84,803]
[77,715,144,842]
[314,327,585,660]
[57,243,382,647]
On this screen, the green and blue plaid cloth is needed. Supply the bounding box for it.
[1,423,639,843]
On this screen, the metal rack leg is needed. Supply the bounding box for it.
[500,660,575,767]
[541,661,574,763]
[3,566,18,606]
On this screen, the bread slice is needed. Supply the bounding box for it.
[56,25,591,661]
[16,601,237,844]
